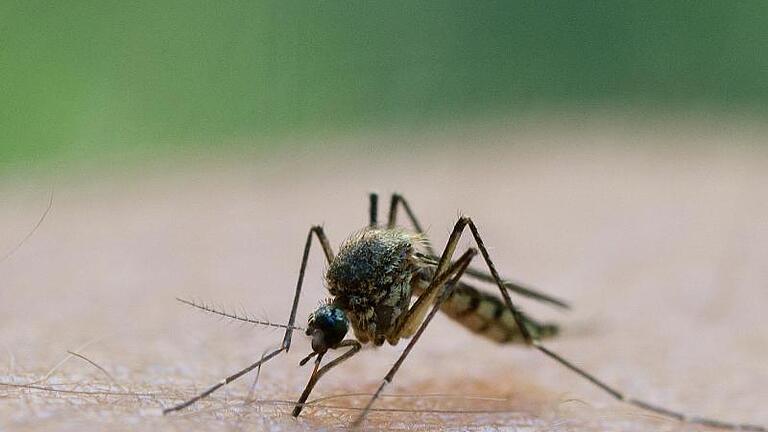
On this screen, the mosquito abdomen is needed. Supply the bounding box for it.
[445,283,558,343]
[411,274,557,343]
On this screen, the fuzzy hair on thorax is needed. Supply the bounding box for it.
[325,228,428,345]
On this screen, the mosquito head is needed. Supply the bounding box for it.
[306,304,348,354]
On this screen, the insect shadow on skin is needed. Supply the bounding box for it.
[163,193,766,431]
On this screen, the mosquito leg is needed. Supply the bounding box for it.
[416,252,570,310]
[369,193,379,228]
[386,193,433,253]
[161,347,285,414]
[534,343,766,431]
[397,216,543,344]
[388,194,569,310]
[284,226,334,350]
[459,220,763,431]
[163,225,334,414]
[351,247,477,428]
[461,267,570,309]
[403,216,531,346]
[291,339,362,417]
[394,246,480,340]
[433,217,543,344]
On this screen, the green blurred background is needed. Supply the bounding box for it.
[3,1,767,172]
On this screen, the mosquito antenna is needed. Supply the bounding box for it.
[532,341,766,432]
[176,298,306,332]
[0,188,54,265]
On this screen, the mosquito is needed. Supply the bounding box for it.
[164,193,765,431]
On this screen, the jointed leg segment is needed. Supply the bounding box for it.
[353,215,536,427]
[534,343,767,431]
[284,226,334,351]
[386,193,430,250]
[291,339,362,417]
[352,246,478,428]
[163,225,334,415]
[368,193,378,228]
[161,346,286,414]
[354,210,765,431]
[385,192,569,309]
[165,195,765,432]
[433,216,535,344]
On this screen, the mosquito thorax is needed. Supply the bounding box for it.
[325,229,423,299]
[324,228,427,344]
[306,304,349,353]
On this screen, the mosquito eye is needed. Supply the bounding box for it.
[308,305,349,351]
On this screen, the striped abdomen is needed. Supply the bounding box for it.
[413,274,558,344]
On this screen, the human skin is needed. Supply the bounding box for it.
[1,122,766,431]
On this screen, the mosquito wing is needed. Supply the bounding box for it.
[415,252,570,310]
